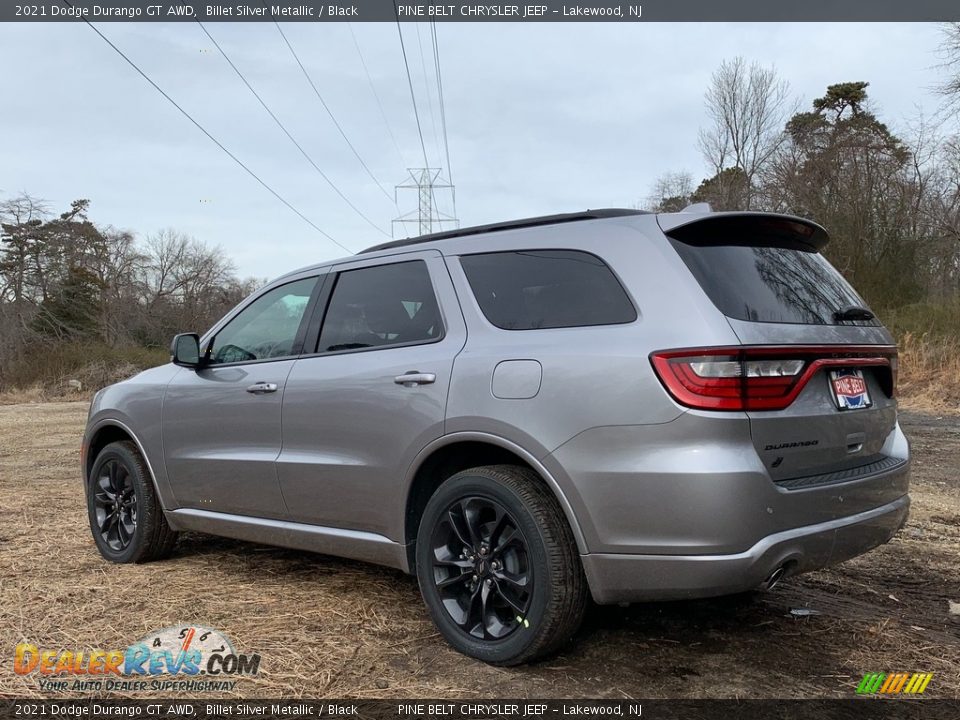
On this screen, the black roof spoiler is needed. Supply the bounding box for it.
[657,211,830,251]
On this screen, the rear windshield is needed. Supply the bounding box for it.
[460,250,637,330]
[668,240,878,326]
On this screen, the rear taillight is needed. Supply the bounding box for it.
[650,346,896,411]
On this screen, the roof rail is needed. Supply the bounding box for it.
[360,208,648,254]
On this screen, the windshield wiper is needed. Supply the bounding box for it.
[833,305,875,322]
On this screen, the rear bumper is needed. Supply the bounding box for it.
[581,493,909,604]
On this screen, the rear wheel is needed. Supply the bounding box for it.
[416,465,588,665]
[86,441,177,563]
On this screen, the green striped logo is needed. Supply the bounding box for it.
[857,672,933,694]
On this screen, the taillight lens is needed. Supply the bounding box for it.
[651,346,895,411]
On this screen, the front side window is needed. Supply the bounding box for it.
[460,250,637,330]
[317,261,442,353]
[209,277,318,364]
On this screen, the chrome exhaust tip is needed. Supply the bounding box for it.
[763,566,786,591]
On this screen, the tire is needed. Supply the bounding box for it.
[415,464,588,665]
[86,440,177,563]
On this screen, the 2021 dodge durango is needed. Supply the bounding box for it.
[82,208,910,665]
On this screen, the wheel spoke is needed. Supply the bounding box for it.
[108,461,120,493]
[491,526,520,556]
[479,580,492,627]
[117,516,130,545]
[434,556,472,569]
[436,570,470,589]
[455,583,483,636]
[493,568,529,591]
[492,578,528,614]
[117,464,132,492]
[105,512,121,547]
[483,581,515,637]
[488,507,509,546]
[96,475,116,503]
[459,500,484,549]
[447,508,473,549]
[119,511,136,545]
[97,507,114,533]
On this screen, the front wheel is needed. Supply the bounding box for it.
[415,465,588,665]
[86,440,177,563]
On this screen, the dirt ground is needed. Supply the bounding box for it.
[0,402,958,699]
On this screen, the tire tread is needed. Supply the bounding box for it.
[482,464,588,665]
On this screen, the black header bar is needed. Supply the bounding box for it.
[3,1,959,23]
[3,699,960,720]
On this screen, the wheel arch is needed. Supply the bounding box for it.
[84,420,165,506]
[402,432,588,570]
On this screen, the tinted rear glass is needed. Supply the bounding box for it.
[668,240,878,326]
[460,250,636,330]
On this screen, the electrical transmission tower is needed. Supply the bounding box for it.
[392,168,458,237]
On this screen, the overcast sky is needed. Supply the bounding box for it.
[0,21,951,279]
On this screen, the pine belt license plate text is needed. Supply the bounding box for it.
[830,369,872,410]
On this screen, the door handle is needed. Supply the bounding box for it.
[246,382,279,394]
[394,372,437,387]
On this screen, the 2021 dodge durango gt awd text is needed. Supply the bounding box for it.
[82,208,910,665]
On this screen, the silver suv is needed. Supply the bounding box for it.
[82,209,910,665]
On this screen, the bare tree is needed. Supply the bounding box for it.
[135,229,249,345]
[937,23,960,117]
[698,57,792,209]
[643,171,694,212]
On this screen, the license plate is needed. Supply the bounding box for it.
[829,369,872,410]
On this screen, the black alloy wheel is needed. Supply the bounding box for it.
[92,457,138,551]
[430,496,533,640]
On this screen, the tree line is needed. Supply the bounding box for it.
[644,26,960,311]
[0,196,259,389]
[2,25,958,393]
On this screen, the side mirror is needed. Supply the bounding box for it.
[171,333,202,368]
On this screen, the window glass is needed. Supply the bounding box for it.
[459,250,637,330]
[668,240,878,325]
[317,261,442,353]
[209,277,317,364]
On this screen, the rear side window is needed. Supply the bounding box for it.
[669,240,878,326]
[317,260,443,353]
[460,250,636,330]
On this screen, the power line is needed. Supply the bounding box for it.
[347,22,407,170]
[267,17,397,208]
[430,22,455,215]
[63,3,351,255]
[415,22,443,170]
[198,22,389,238]
[393,2,430,170]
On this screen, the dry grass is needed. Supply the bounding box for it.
[0,342,166,402]
[897,332,960,414]
[0,402,958,699]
